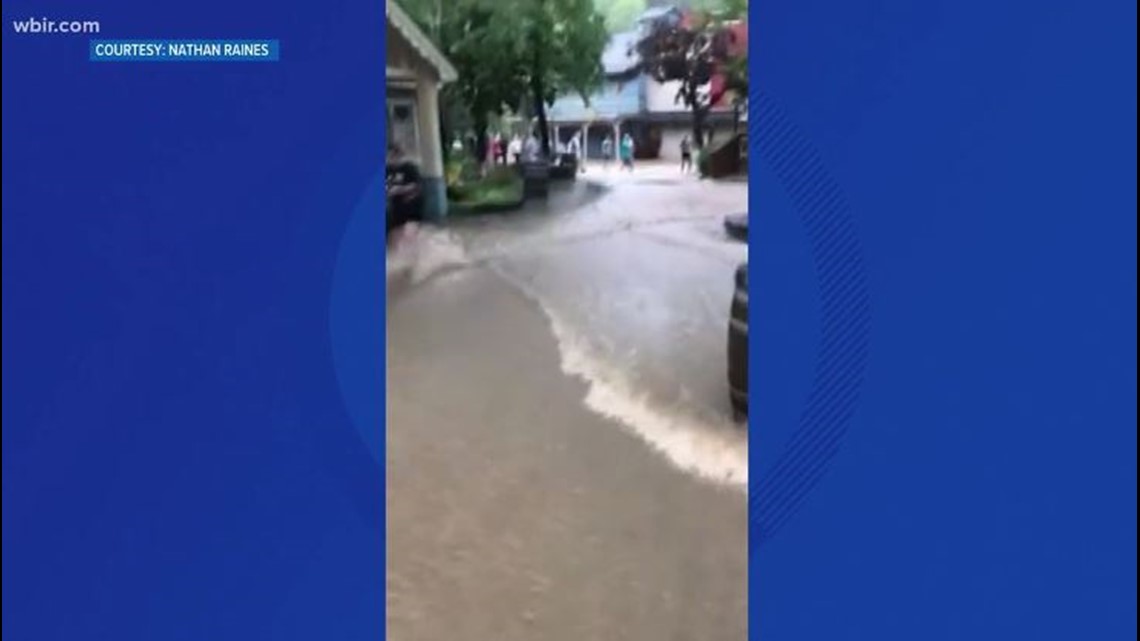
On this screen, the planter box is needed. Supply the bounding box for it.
[708,134,744,178]
[521,160,550,198]
[549,153,579,180]
[448,194,526,216]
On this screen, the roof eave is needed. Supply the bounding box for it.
[386,0,458,84]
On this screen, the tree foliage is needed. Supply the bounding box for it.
[634,1,747,147]
[443,3,529,128]
[594,0,646,33]
[398,0,606,159]
[711,0,748,100]
[518,0,608,154]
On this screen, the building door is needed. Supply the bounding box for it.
[387,91,421,163]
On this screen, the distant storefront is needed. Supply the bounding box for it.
[547,6,746,163]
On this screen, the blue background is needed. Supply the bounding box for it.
[3,1,384,639]
[750,0,1136,639]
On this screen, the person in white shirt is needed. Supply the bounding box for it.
[567,133,585,172]
[601,135,614,169]
[523,132,541,162]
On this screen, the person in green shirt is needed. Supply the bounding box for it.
[619,133,635,171]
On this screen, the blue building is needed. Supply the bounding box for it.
[547,6,739,162]
[546,28,644,159]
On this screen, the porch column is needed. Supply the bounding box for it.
[415,79,447,220]
[581,124,588,162]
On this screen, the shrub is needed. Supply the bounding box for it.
[449,170,523,208]
[445,149,482,188]
[483,166,519,186]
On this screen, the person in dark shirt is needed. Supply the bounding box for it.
[680,136,693,173]
[386,143,423,246]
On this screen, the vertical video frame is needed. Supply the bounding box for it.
[386,0,749,638]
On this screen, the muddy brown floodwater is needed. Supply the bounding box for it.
[387,166,748,640]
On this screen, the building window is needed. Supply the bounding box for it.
[387,97,420,160]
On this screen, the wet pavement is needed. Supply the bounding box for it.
[386,163,749,640]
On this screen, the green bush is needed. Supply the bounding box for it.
[446,160,465,187]
[449,170,523,208]
[445,148,482,188]
[483,166,519,186]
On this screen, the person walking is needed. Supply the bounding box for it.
[567,132,585,173]
[601,135,614,170]
[680,135,693,173]
[523,131,541,162]
[619,132,635,171]
[493,134,506,165]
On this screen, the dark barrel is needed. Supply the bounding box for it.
[724,212,748,242]
[728,262,748,419]
[549,153,579,180]
[521,160,550,198]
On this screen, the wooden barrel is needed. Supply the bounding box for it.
[728,262,748,419]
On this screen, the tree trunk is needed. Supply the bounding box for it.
[527,0,552,158]
[531,60,551,158]
[474,115,489,170]
[689,86,706,149]
[691,108,707,149]
[533,88,551,158]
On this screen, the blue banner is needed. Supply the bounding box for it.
[90,39,280,62]
[4,1,381,639]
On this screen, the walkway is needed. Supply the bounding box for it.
[386,163,749,640]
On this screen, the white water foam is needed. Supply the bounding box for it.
[387,226,472,285]
[389,226,748,490]
[497,269,749,491]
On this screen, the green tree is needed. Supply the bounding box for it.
[595,0,646,33]
[399,0,528,163]
[707,0,747,123]
[519,0,608,156]
[634,2,746,147]
[443,2,529,160]
[399,0,606,160]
